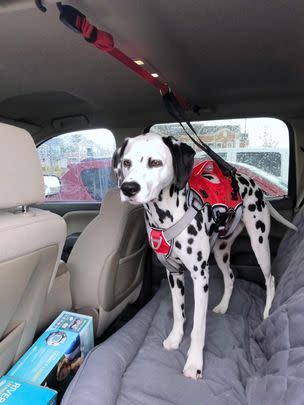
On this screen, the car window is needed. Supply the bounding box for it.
[151,118,289,197]
[38,129,116,202]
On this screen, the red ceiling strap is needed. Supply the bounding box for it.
[56,3,190,108]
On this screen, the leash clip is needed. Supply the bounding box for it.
[58,4,85,33]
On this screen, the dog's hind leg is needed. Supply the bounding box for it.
[163,270,185,350]
[213,223,244,314]
[243,204,274,319]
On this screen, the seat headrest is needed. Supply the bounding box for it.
[0,123,44,209]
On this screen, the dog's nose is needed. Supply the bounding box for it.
[121,181,141,197]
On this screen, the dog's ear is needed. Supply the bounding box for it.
[162,136,195,189]
[112,138,129,186]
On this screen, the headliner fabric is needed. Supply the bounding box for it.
[0,123,44,208]
[62,210,304,405]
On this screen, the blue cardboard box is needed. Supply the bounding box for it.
[0,376,56,404]
[7,312,93,390]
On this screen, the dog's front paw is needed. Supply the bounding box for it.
[183,364,203,380]
[212,303,228,314]
[163,331,183,351]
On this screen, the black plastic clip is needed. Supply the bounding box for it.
[35,0,47,13]
[57,4,85,33]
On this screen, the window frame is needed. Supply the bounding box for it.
[149,117,295,204]
[37,130,117,204]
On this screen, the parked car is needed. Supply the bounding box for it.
[46,158,114,202]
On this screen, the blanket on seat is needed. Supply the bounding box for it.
[62,210,304,405]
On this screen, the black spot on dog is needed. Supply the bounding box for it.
[184,202,188,212]
[195,211,203,231]
[253,215,256,218]
[188,238,194,245]
[204,284,209,292]
[250,179,255,187]
[197,369,201,375]
[176,197,179,207]
[181,286,185,296]
[219,242,227,250]
[223,253,229,263]
[175,241,182,249]
[201,269,205,276]
[206,205,213,222]
[176,279,184,290]
[169,274,174,288]
[208,223,216,236]
[158,190,163,201]
[238,176,250,187]
[187,247,192,254]
[182,311,185,318]
[248,204,256,212]
[201,261,207,269]
[256,220,266,233]
[248,188,253,196]
[153,202,174,224]
[255,189,265,212]
[169,184,175,197]
[200,188,209,198]
[193,265,198,272]
[197,251,202,262]
[230,272,234,279]
[188,225,197,236]
[259,236,263,244]
[181,304,184,310]
[241,187,248,199]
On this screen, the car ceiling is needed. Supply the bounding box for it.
[0,0,304,143]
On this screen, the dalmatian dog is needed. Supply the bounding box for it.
[113,132,296,380]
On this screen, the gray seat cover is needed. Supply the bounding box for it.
[62,210,304,405]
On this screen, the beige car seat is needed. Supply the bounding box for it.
[0,123,67,376]
[67,188,147,337]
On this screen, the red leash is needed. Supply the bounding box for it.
[57,4,189,108]
[37,2,238,186]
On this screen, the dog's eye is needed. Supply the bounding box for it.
[149,159,163,168]
[123,159,131,168]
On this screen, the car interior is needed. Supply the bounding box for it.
[1,1,304,404]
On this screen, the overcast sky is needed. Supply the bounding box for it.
[71,117,289,154]
[204,117,289,148]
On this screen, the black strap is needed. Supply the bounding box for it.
[162,91,239,200]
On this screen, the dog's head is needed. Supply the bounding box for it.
[113,133,195,204]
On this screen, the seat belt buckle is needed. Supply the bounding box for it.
[58,5,85,34]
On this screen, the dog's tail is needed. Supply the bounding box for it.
[266,200,298,231]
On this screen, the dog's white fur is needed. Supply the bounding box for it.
[113,133,295,380]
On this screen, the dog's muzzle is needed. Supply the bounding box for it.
[121,181,141,197]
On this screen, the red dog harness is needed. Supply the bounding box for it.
[189,161,242,211]
[147,161,243,272]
